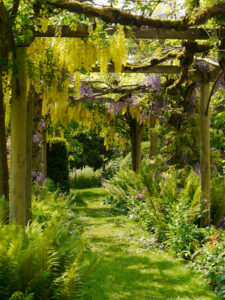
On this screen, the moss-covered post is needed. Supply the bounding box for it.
[200,80,210,227]
[0,2,10,203]
[10,48,28,226]
[26,85,34,223]
[0,72,9,202]
[130,118,143,172]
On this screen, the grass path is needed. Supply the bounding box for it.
[72,188,219,300]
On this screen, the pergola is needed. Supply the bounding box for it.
[1,0,224,227]
[36,23,222,227]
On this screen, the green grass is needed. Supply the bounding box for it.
[71,188,220,300]
[70,167,102,189]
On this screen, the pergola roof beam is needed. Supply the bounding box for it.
[35,25,225,40]
[91,65,181,74]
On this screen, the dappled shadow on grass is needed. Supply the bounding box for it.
[76,188,218,300]
[75,207,117,218]
[68,193,87,207]
[84,250,219,300]
[75,189,108,200]
[74,207,117,219]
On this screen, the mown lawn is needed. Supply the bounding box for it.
[71,188,220,300]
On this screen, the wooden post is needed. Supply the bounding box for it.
[26,85,34,223]
[10,48,28,226]
[130,118,143,172]
[200,81,210,227]
[0,72,9,202]
[150,115,157,158]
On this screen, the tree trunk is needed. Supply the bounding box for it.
[10,48,28,226]
[130,118,143,172]
[200,81,210,227]
[26,85,34,223]
[0,72,9,202]
[150,115,157,158]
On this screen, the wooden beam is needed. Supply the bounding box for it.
[189,67,221,82]
[34,25,225,40]
[92,64,181,74]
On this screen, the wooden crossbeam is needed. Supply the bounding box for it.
[35,25,225,40]
[90,65,220,81]
[92,65,181,74]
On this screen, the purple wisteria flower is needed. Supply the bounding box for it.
[190,88,197,106]
[135,193,145,200]
[125,94,137,105]
[145,75,161,93]
[79,83,93,98]
[213,77,225,94]
[194,163,200,175]
[197,61,209,72]
[164,157,169,166]
[33,133,42,148]
[107,102,123,115]
[32,171,46,184]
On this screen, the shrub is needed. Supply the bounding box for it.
[166,199,207,259]
[191,230,225,298]
[47,137,70,193]
[70,167,101,189]
[104,169,143,214]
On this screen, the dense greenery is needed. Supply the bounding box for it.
[64,120,114,171]
[47,137,70,193]
[104,158,225,297]
[72,188,219,300]
[0,0,225,298]
[0,186,85,299]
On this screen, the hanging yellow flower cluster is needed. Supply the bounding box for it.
[25,25,128,129]
[129,106,141,123]
[111,26,128,74]
[69,102,128,151]
[99,45,111,79]
[27,37,51,93]
[64,38,97,74]
[42,77,70,126]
